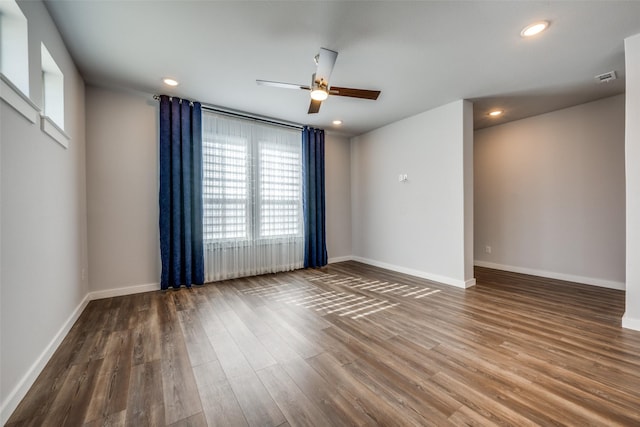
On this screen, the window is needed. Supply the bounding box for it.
[39,42,68,147]
[203,135,249,240]
[202,111,303,281]
[258,141,302,237]
[0,0,40,124]
[0,0,29,97]
[41,42,64,129]
[202,112,302,242]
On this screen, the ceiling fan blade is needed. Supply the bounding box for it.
[308,99,322,114]
[256,80,310,90]
[315,48,338,83]
[330,86,381,100]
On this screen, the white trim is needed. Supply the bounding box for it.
[0,293,90,425]
[622,313,640,331]
[474,260,625,291]
[0,280,159,423]
[464,278,477,288]
[328,255,353,264]
[88,282,159,300]
[352,256,475,288]
[40,115,70,148]
[0,73,39,123]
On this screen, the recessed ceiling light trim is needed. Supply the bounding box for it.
[488,110,503,117]
[332,120,343,125]
[163,77,179,86]
[520,21,550,38]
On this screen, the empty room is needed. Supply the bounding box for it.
[2,0,640,425]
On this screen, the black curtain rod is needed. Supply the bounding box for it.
[153,94,304,131]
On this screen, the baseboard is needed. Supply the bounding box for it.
[464,278,477,288]
[0,293,90,425]
[474,260,625,291]
[328,255,353,264]
[351,256,475,289]
[88,282,159,300]
[0,280,160,423]
[622,313,640,331]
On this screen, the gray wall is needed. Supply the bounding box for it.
[1,0,87,420]
[474,95,626,289]
[85,86,354,293]
[624,33,640,330]
[325,132,353,262]
[85,86,159,294]
[350,100,475,288]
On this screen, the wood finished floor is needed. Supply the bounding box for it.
[7,261,640,426]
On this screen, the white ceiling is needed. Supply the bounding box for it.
[44,0,640,136]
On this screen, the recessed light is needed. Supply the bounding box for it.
[332,120,343,125]
[488,110,503,117]
[163,78,179,86]
[521,21,550,38]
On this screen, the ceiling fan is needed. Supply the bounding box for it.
[256,48,381,114]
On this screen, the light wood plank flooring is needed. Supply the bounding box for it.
[7,261,640,426]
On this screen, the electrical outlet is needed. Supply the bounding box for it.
[485,245,492,254]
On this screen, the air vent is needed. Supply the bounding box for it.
[595,71,617,83]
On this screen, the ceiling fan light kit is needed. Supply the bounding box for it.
[310,88,329,101]
[310,76,329,101]
[257,47,381,114]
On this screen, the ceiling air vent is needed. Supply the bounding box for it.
[595,71,617,83]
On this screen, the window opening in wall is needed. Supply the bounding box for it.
[202,112,303,243]
[201,110,304,281]
[0,0,29,96]
[40,42,64,129]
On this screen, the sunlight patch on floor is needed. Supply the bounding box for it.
[241,271,440,319]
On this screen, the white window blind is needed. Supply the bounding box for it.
[202,111,304,281]
[203,136,248,240]
[259,142,302,237]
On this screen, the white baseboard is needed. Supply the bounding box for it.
[0,293,90,425]
[622,313,640,331]
[0,281,159,424]
[464,278,477,288]
[328,255,353,264]
[473,260,625,291]
[352,256,475,289]
[87,282,159,300]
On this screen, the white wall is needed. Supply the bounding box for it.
[350,100,475,288]
[85,87,354,294]
[624,33,640,330]
[474,95,626,290]
[0,0,88,422]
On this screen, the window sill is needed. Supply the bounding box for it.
[40,115,70,149]
[0,73,39,124]
[205,236,303,248]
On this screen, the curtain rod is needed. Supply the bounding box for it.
[153,95,304,131]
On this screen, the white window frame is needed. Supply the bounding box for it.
[0,0,40,123]
[40,42,69,147]
[0,0,29,97]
